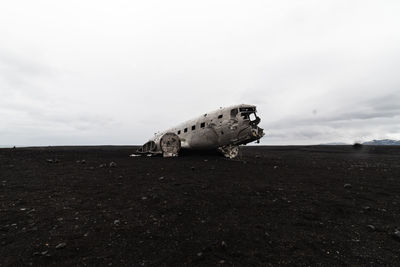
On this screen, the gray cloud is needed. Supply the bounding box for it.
[262,92,400,144]
[0,52,57,96]
[0,0,399,146]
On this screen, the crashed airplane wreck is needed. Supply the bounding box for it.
[137,104,265,158]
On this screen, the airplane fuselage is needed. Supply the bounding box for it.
[137,104,264,158]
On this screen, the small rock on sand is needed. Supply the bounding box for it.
[109,162,117,168]
[56,242,66,249]
[392,230,400,241]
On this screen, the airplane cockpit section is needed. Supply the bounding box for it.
[239,107,261,125]
[136,104,265,159]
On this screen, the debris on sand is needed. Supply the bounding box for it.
[46,159,59,164]
[109,162,117,168]
[76,160,86,164]
[366,225,376,231]
[55,242,66,249]
[344,183,352,189]
[392,230,400,241]
[221,240,227,248]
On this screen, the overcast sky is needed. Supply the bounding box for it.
[1,0,399,146]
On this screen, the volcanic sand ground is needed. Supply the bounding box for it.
[0,145,399,266]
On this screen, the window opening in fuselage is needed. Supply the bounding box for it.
[230,108,238,118]
[200,122,205,128]
[239,107,255,112]
[184,128,188,133]
[177,130,181,135]
[192,125,196,130]
[218,114,223,119]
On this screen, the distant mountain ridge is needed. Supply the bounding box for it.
[321,142,349,145]
[320,139,400,146]
[362,139,400,145]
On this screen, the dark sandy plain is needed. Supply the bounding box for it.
[0,145,399,266]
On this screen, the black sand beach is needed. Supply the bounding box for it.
[1,146,399,266]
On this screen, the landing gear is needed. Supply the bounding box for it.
[218,145,239,159]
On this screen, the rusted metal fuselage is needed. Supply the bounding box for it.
[137,104,264,158]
